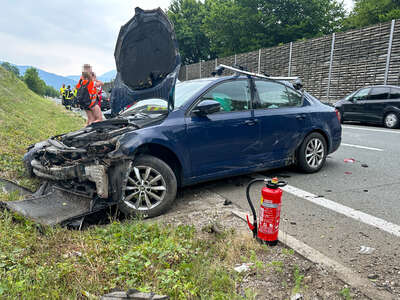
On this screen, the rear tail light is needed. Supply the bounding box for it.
[335,109,341,122]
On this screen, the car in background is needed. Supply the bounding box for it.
[334,85,400,128]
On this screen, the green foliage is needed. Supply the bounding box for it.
[1,62,20,78]
[339,287,352,300]
[167,0,346,60]
[23,67,46,95]
[292,265,304,294]
[0,66,84,186]
[167,0,214,63]
[345,0,400,29]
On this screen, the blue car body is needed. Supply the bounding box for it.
[116,76,341,187]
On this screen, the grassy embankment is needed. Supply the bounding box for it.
[0,66,267,299]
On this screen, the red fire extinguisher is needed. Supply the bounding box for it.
[246,177,287,245]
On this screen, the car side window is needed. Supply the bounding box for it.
[255,80,302,109]
[369,87,390,100]
[199,80,251,112]
[390,88,400,99]
[353,88,371,101]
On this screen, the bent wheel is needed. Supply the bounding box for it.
[118,155,177,218]
[297,132,327,173]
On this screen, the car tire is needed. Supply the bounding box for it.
[118,155,177,218]
[384,112,399,129]
[297,132,327,173]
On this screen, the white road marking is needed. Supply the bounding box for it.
[343,125,400,134]
[282,185,400,238]
[341,143,383,151]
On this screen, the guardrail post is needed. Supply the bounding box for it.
[215,58,218,69]
[327,33,336,99]
[185,65,188,81]
[234,54,237,65]
[258,49,261,73]
[288,42,293,77]
[384,20,396,85]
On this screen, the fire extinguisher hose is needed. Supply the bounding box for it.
[246,178,265,236]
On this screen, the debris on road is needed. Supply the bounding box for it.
[358,246,375,255]
[344,171,352,175]
[344,158,356,163]
[290,293,304,300]
[234,263,254,273]
[223,199,232,205]
[368,274,379,280]
[361,164,369,168]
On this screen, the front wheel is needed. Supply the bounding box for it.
[384,112,399,129]
[297,132,327,173]
[118,155,177,218]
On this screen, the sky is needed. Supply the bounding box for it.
[0,0,354,77]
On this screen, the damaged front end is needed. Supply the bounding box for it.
[24,119,137,199]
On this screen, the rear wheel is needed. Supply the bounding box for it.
[297,132,327,173]
[384,112,399,129]
[118,155,177,218]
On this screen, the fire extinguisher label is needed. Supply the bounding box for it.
[259,201,281,236]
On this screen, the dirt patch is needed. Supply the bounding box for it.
[152,187,369,299]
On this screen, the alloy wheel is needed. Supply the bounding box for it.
[305,138,325,168]
[124,165,167,211]
[385,113,398,128]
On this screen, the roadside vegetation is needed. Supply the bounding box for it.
[167,0,400,64]
[0,66,83,189]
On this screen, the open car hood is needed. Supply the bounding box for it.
[110,7,181,116]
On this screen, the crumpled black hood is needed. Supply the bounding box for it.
[111,7,181,116]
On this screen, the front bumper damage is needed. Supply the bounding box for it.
[25,120,137,199]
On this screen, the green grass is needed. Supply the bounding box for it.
[0,67,258,299]
[0,66,84,189]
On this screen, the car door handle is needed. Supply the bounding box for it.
[296,114,306,120]
[244,119,258,126]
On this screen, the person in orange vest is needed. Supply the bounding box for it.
[75,65,103,125]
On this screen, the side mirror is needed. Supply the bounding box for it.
[348,97,354,102]
[192,100,221,116]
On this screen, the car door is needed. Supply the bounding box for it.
[364,87,390,123]
[253,80,307,165]
[343,87,371,121]
[185,79,260,178]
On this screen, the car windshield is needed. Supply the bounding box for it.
[174,80,213,107]
[120,79,213,116]
[344,91,356,101]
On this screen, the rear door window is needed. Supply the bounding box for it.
[369,87,390,100]
[390,87,400,99]
[255,80,302,109]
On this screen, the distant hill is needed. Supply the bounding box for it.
[8,64,76,90]
[98,70,116,82]
[66,75,81,82]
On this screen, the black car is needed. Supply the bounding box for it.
[100,91,110,111]
[334,85,400,128]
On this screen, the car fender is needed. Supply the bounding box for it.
[114,129,189,177]
[382,105,400,118]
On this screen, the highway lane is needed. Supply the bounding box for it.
[187,124,400,296]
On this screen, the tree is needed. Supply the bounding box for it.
[345,0,400,29]
[167,0,215,63]
[1,62,20,77]
[202,0,346,58]
[23,67,45,96]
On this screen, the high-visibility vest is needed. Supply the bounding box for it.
[60,87,65,96]
[65,89,73,100]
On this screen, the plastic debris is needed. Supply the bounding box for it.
[361,164,369,168]
[344,171,352,175]
[344,158,356,163]
[359,246,375,255]
[234,263,253,273]
[223,199,232,206]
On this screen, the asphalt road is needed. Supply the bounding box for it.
[185,123,400,295]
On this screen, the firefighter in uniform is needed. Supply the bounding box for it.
[64,85,73,110]
[60,84,66,106]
